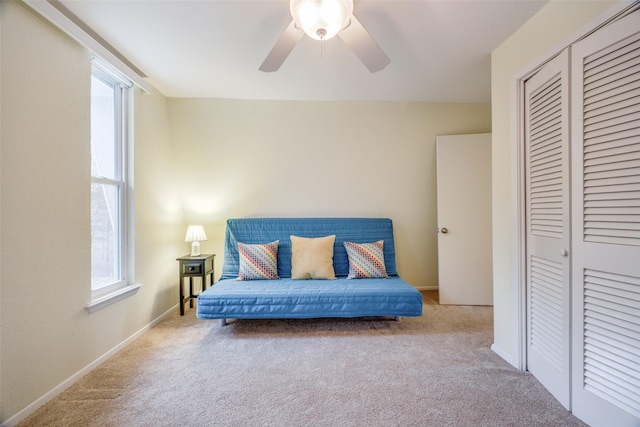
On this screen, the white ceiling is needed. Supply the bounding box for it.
[59,0,548,103]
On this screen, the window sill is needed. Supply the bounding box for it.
[86,283,142,314]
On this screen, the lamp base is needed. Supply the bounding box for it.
[190,241,201,257]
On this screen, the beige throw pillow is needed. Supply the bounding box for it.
[290,235,337,280]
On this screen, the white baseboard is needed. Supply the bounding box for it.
[1,304,178,427]
[415,285,439,291]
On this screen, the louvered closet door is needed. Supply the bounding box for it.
[524,50,571,409]
[570,11,640,427]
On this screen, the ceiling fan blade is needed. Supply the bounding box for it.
[259,20,304,72]
[338,15,390,73]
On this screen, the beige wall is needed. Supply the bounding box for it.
[1,0,494,422]
[168,99,491,289]
[0,1,184,422]
[490,0,619,364]
[0,2,491,421]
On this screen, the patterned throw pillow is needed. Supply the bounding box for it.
[238,240,280,280]
[343,240,388,279]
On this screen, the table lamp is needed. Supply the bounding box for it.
[185,225,207,256]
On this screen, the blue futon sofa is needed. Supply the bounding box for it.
[196,217,423,325]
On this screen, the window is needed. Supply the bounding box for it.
[89,60,138,310]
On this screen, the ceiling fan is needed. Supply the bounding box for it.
[259,0,390,73]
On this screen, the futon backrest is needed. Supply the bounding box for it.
[220,217,398,279]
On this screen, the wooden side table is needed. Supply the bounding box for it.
[177,254,215,315]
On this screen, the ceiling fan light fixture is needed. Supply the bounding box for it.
[290,0,353,41]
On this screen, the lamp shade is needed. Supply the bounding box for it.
[290,0,353,41]
[185,225,207,242]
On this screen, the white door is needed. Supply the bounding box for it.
[436,133,493,306]
[524,51,571,409]
[570,11,640,426]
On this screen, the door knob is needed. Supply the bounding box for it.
[560,249,568,257]
[441,227,449,234]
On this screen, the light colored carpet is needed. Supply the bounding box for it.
[19,292,586,426]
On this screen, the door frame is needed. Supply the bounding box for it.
[509,1,636,371]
